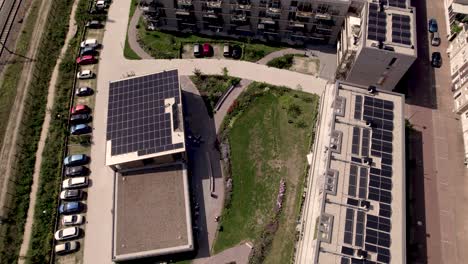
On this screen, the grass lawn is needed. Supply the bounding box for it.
[137,24,283,61]
[214,83,319,264]
[190,73,240,116]
[123,0,141,60]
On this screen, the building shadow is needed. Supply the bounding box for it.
[406,126,428,263]
[395,0,437,109]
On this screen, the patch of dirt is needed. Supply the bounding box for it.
[290,56,320,76]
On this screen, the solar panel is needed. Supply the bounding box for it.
[388,0,406,8]
[367,3,387,42]
[341,246,354,256]
[354,95,363,120]
[341,257,351,264]
[106,70,183,156]
[349,165,358,197]
[392,14,412,45]
[344,208,355,244]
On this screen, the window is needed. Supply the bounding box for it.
[388,57,397,67]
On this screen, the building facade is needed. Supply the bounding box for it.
[448,25,468,161]
[142,0,364,45]
[336,0,417,91]
[444,0,468,38]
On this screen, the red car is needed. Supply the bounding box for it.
[203,43,212,57]
[71,104,91,115]
[76,55,97,65]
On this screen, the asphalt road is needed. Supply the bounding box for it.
[403,0,468,263]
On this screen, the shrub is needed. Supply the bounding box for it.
[266,54,295,69]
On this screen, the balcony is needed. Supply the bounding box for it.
[176,9,191,16]
[296,10,313,18]
[267,7,281,15]
[203,10,219,19]
[260,17,276,25]
[234,0,251,10]
[231,13,247,22]
[206,0,222,8]
[315,13,332,20]
[289,21,305,29]
[177,0,192,7]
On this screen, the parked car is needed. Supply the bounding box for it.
[85,20,103,29]
[60,190,85,201]
[54,227,81,241]
[62,214,84,226]
[428,18,438,33]
[232,45,242,60]
[80,39,99,49]
[431,52,442,68]
[59,202,85,215]
[71,104,91,114]
[64,166,88,177]
[70,113,91,124]
[203,43,212,56]
[80,47,98,56]
[77,69,94,79]
[431,32,441,46]
[63,154,89,166]
[96,0,106,9]
[55,241,79,255]
[75,86,93,96]
[71,124,92,135]
[193,43,202,57]
[223,44,231,57]
[76,55,97,65]
[62,177,89,189]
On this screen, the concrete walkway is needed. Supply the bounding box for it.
[193,242,252,264]
[214,79,252,133]
[256,48,306,65]
[127,7,152,59]
[17,0,79,262]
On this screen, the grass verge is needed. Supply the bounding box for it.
[24,0,94,262]
[190,71,240,116]
[137,24,283,61]
[214,82,319,264]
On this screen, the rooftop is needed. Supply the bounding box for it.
[112,162,193,261]
[363,1,417,56]
[315,82,405,264]
[105,70,185,166]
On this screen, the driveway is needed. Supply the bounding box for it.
[82,0,329,263]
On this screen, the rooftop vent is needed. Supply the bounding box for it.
[355,249,368,259]
[363,157,373,165]
[359,200,371,210]
[368,85,377,94]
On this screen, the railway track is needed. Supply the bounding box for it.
[0,0,22,57]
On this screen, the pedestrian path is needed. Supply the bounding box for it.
[127,7,152,59]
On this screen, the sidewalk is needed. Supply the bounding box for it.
[126,7,152,59]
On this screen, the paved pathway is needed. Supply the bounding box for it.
[17,0,79,262]
[256,48,305,65]
[127,7,152,59]
[214,79,252,133]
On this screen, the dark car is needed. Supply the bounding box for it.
[232,45,242,60]
[428,18,438,33]
[59,202,85,215]
[431,52,442,68]
[70,124,92,135]
[85,20,103,29]
[80,47,98,57]
[75,86,93,96]
[70,113,91,124]
[64,154,89,167]
[64,166,89,177]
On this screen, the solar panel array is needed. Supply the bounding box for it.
[367,3,387,42]
[340,95,396,263]
[106,70,184,156]
[392,14,411,45]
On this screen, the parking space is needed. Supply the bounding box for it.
[181,43,242,60]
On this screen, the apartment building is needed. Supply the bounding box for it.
[444,0,468,38]
[142,0,364,45]
[448,25,468,160]
[336,0,417,91]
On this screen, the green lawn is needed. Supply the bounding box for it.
[214,83,319,264]
[123,0,141,60]
[190,73,240,116]
[137,24,283,61]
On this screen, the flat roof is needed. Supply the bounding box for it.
[315,82,405,264]
[112,162,193,261]
[363,1,417,56]
[105,69,185,166]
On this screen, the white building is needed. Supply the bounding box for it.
[448,25,468,160]
[337,0,417,91]
[444,0,468,38]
